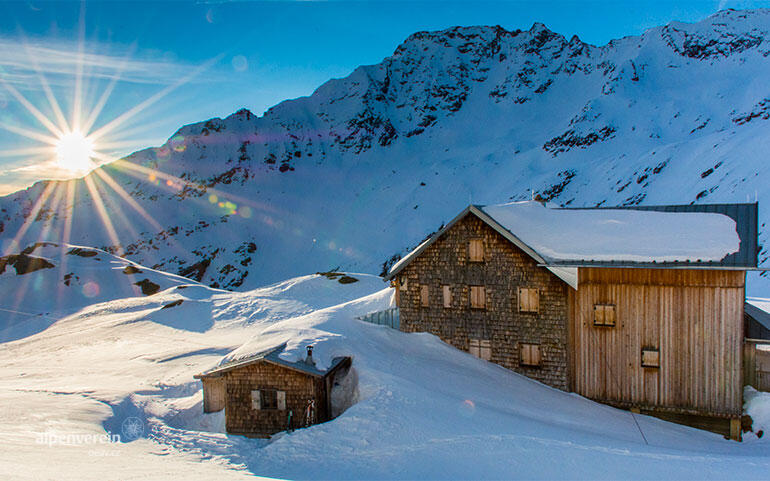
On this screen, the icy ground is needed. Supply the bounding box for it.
[1,255,769,479]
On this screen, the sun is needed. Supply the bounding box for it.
[55,130,96,173]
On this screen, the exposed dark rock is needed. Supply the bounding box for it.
[67,248,98,258]
[161,299,184,309]
[0,254,55,275]
[135,278,161,296]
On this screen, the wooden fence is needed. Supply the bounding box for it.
[357,307,399,330]
[744,339,770,392]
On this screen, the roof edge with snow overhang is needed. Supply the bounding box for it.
[385,205,579,288]
[385,201,758,288]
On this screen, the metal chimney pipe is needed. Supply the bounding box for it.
[306,345,315,366]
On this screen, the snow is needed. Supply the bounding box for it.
[2,9,770,295]
[481,201,740,264]
[1,254,769,479]
[745,387,770,439]
[747,296,770,315]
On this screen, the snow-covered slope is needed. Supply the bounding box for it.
[2,8,770,293]
[1,264,769,480]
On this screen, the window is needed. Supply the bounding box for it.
[442,285,452,308]
[469,239,484,262]
[469,339,492,360]
[518,287,539,313]
[593,304,616,327]
[252,389,286,410]
[469,286,486,309]
[420,284,429,307]
[520,343,542,367]
[641,348,660,368]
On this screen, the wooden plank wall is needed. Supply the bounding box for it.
[572,268,744,417]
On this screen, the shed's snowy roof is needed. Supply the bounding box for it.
[196,342,348,378]
[387,201,755,284]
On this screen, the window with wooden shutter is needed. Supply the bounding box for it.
[520,343,542,367]
[518,287,539,313]
[442,285,452,308]
[469,239,484,262]
[277,390,286,410]
[259,389,278,410]
[469,339,492,361]
[593,304,616,327]
[469,285,486,309]
[420,284,429,307]
[251,390,261,410]
[641,348,660,368]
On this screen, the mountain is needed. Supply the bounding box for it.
[2,8,770,294]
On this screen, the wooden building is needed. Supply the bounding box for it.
[195,344,352,437]
[386,201,758,439]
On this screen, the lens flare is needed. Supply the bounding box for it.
[55,130,95,173]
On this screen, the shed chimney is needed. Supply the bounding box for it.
[305,345,315,366]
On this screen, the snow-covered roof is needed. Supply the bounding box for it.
[386,201,755,287]
[746,298,770,332]
[195,343,349,379]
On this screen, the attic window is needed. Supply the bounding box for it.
[593,304,616,327]
[469,285,486,309]
[520,343,542,367]
[469,339,492,361]
[420,284,429,308]
[518,288,539,313]
[442,285,452,308]
[252,389,286,411]
[641,348,660,369]
[469,239,484,262]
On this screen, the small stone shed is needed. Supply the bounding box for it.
[195,344,352,437]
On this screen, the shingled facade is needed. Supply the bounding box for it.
[394,214,570,390]
[195,345,352,438]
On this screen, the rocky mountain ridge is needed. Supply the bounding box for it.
[2,8,769,294]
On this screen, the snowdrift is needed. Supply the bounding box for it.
[1,262,769,479]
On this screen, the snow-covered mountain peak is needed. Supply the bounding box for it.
[2,9,770,294]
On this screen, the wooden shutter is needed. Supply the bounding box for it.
[469,339,480,357]
[641,348,660,368]
[442,285,451,308]
[518,288,539,313]
[520,343,541,367]
[420,284,429,307]
[470,286,486,309]
[479,340,492,361]
[593,304,616,327]
[469,239,484,262]
[277,390,286,410]
[251,390,261,410]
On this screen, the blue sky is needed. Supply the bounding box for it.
[0,0,768,194]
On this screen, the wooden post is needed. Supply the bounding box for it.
[730,418,742,441]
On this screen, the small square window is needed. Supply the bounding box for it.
[442,285,452,308]
[594,304,616,327]
[641,348,660,368]
[469,285,486,309]
[518,287,539,313]
[520,343,542,367]
[469,239,484,262]
[420,284,429,307]
[260,389,278,411]
[469,339,492,361]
